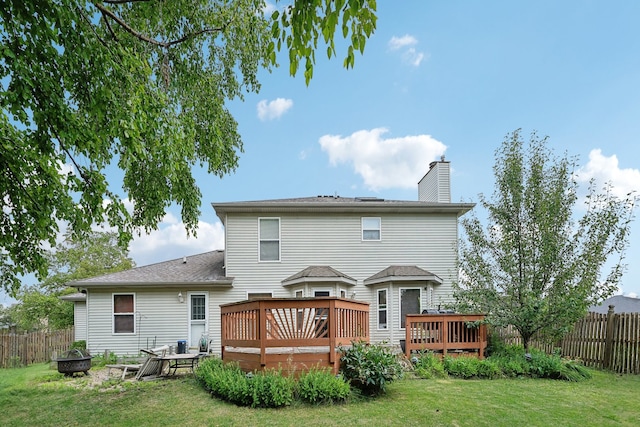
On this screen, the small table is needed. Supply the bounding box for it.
[158,353,201,376]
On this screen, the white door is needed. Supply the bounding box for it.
[189,292,208,348]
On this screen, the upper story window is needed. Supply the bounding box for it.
[362,217,381,241]
[259,218,280,261]
[113,293,135,334]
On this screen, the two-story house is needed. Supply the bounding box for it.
[69,159,473,355]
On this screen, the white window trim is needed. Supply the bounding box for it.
[112,292,136,335]
[399,287,422,330]
[361,217,381,241]
[188,291,209,348]
[258,217,281,262]
[377,288,389,330]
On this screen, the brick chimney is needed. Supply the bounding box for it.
[418,156,450,203]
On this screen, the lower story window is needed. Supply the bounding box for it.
[113,293,135,334]
[377,289,388,330]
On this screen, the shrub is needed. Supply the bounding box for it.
[249,370,295,408]
[412,351,447,379]
[296,368,350,404]
[90,351,117,367]
[443,356,479,379]
[487,345,591,381]
[70,340,86,350]
[339,341,403,395]
[196,358,295,408]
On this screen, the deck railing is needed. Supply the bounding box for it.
[221,297,369,372]
[404,313,487,359]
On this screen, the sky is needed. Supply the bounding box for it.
[2,1,640,305]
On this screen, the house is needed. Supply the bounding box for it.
[69,159,474,355]
[589,295,640,314]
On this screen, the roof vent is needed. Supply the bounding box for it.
[355,197,385,202]
[182,257,187,264]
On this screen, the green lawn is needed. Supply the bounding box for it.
[1,364,639,426]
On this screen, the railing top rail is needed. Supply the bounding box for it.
[220,297,369,312]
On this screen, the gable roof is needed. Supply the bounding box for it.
[69,250,232,288]
[212,196,474,223]
[589,295,640,314]
[281,266,357,287]
[364,265,443,286]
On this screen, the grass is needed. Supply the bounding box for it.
[1,363,639,426]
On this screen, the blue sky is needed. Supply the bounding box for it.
[2,1,639,305]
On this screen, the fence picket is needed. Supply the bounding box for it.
[495,311,640,375]
[0,328,75,368]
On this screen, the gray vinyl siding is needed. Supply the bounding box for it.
[224,211,460,347]
[418,162,451,203]
[74,302,87,341]
[85,288,223,356]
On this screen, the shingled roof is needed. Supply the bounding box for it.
[364,265,443,286]
[212,196,474,223]
[589,295,640,314]
[281,265,357,287]
[69,250,232,288]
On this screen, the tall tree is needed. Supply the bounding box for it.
[454,130,636,351]
[13,230,134,331]
[0,1,377,294]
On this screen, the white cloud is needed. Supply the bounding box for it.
[403,48,426,67]
[129,219,225,267]
[575,149,640,200]
[257,98,293,121]
[388,35,426,67]
[388,35,418,50]
[263,1,276,15]
[318,128,447,190]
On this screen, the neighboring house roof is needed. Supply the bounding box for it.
[69,250,233,288]
[281,266,357,287]
[364,265,443,286]
[212,196,474,223]
[589,295,640,314]
[59,292,87,302]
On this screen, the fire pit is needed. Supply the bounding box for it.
[57,349,92,376]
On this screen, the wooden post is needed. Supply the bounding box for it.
[603,305,615,370]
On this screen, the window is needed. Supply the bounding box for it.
[295,290,303,298]
[247,292,273,300]
[377,289,388,330]
[113,294,135,334]
[362,217,381,241]
[400,288,421,329]
[259,218,280,261]
[189,293,208,347]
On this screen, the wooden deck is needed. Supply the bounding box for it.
[404,313,487,359]
[220,297,369,375]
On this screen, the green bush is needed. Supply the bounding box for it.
[443,356,479,379]
[488,345,591,381]
[412,351,447,379]
[249,370,295,408]
[70,340,86,350]
[339,341,403,395]
[196,358,296,408]
[90,351,117,367]
[296,368,350,404]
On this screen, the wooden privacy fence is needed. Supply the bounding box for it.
[496,306,640,374]
[0,328,75,368]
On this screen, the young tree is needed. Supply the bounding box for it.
[454,130,636,351]
[12,231,135,331]
[0,1,377,294]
